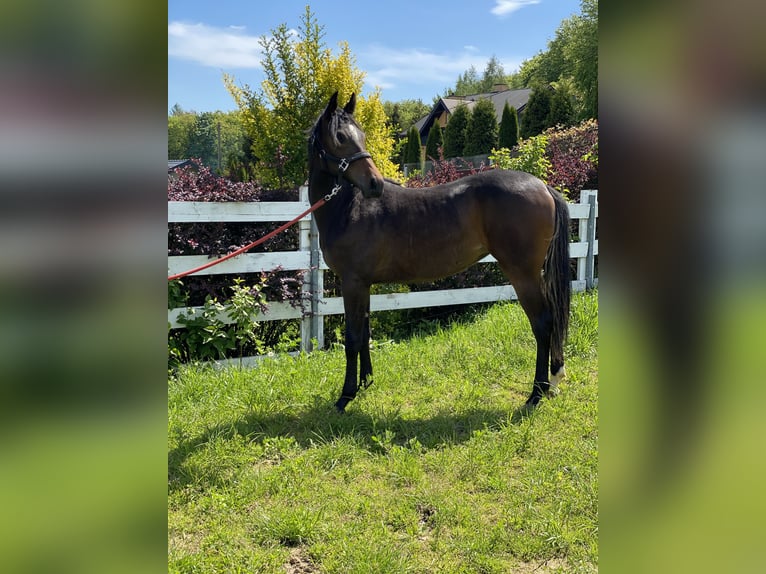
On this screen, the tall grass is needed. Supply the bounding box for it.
[169,291,598,573]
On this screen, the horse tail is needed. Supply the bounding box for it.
[542,186,571,373]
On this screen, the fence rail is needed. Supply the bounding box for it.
[169,188,598,356]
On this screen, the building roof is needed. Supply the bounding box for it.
[407,87,537,141]
[168,159,193,172]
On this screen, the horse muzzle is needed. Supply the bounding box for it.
[362,173,384,198]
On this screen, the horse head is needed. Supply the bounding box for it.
[311,92,384,198]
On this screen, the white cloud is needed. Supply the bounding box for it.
[360,45,520,94]
[490,0,541,17]
[168,21,265,68]
[362,46,481,90]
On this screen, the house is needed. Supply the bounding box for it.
[168,159,193,173]
[168,159,195,181]
[408,84,540,147]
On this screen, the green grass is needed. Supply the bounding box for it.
[168,290,598,573]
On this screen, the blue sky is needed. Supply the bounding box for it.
[168,0,582,113]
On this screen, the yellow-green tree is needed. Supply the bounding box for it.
[353,88,398,179]
[225,6,398,187]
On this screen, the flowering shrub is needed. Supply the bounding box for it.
[406,148,488,188]
[488,120,598,200]
[545,119,598,199]
[168,160,296,262]
[169,159,265,202]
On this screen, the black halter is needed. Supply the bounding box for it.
[310,128,372,194]
[311,130,372,180]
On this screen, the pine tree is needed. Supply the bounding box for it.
[464,99,498,156]
[424,121,443,161]
[498,103,519,149]
[404,127,422,167]
[443,104,470,158]
[479,55,507,92]
[547,87,574,128]
[520,85,552,139]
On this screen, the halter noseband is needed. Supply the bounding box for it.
[311,129,372,182]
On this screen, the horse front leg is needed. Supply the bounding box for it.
[335,280,371,413]
[359,305,373,389]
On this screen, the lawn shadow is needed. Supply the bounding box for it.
[168,394,535,493]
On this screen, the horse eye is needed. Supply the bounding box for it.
[337,133,346,144]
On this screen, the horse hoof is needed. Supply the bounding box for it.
[549,366,565,396]
[335,397,350,413]
[545,386,560,398]
[525,393,542,408]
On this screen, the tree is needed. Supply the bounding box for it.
[424,122,443,161]
[354,88,398,179]
[383,99,429,167]
[225,6,398,187]
[563,0,597,119]
[447,56,509,96]
[547,84,575,128]
[480,55,508,92]
[186,112,219,169]
[464,99,498,156]
[520,86,552,139]
[443,104,469,158]
[173,111,247,175]
[383,99,430,135]
[506,0,597,120]
[168,107,195,160]
[451,65,480,96]
[498,103,519,149]
[512,35,567,89]
[403,127,422,167]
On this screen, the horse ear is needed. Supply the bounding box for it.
[324,91,339,118]
[344,93,357,114]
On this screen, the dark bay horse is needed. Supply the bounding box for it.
[309,92,571,412]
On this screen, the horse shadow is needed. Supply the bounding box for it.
[168,395,536,493]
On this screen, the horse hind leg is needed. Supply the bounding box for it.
[549,359,566,394]
[506,273,555,408]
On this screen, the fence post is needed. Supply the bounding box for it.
[583,190,598,290]
[299,186,313,353]
[576,190,589,286]
[298,185,324,353]
[309,217,324,350]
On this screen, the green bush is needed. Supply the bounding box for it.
[168,276,299,367]
[490,133,552,182]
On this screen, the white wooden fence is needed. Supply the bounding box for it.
[169,188,598,357]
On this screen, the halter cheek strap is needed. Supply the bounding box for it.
[311,130,372,177]
[312,133,373,201]
[318,148,372,175]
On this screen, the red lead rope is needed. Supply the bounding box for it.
[168,196,327,281]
